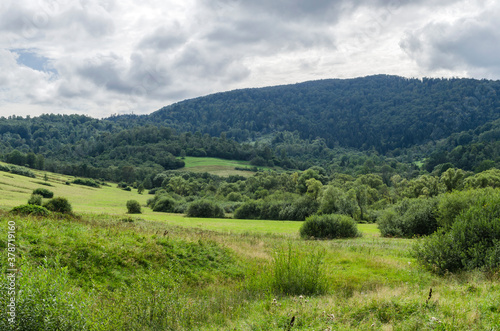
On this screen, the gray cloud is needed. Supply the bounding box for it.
[400,3,500,77]
[0,0,499,118]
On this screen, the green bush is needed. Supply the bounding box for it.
[377,197,439,238]
[73,178,100,188]
[279,196,319,221]
[28,194,43,206]
[10,166,36,178]
[0,164,11,172]
[300,214,361,239]
[234,200,262,219]
[414,191,500,273]
[10,204,50,217]
[152,196,177,212]
[126,200,142,214]
[33,188,54,198]
[437,188,496,228]
[187,200,224,218]
[43,197,72,214]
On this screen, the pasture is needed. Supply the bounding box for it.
[1,165,499,330]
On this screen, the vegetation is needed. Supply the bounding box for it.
[32,188,54,198]
[43,197,72,214]
[2,75,500,329]
[126,200,142,214]
[300,214,361,239]
[186,200,224,218]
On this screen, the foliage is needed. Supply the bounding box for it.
[9,165,36,178]
[72,178,100,188]
[377,197,439,238]
[300,214,361,240]
[150,195,177,213]
[270,242,327,296]
[414,189,500,273]
[28,194,43,206]
[10,204,51,216]
[43,197,73,214]
[33,188,54,198]
[126,200,142,214]
[186,200,224,218]
[436,188,496,228]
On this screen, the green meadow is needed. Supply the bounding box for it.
[176,156,272,177]
[1,166,500,330]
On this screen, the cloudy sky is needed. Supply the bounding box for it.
[0,0,499,118]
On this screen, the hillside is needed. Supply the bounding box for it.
[2,75,500,182]
[143,75,500,152]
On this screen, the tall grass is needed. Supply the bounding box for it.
[271,241,327,296]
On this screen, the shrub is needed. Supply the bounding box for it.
[152,196,177,212]
[73,178,100,188]
[437,188,496,229]
[10,204,50,217]
[0,164,11,172]
[414,192,500,273]
[377,197,439,238]
[187,200,224,218]
[33,188,54,198]
[43,197,72,214]
[10,166,36,178]
[300,214,361,239]
[234,200,262,219]
[126,200,142,214]
[28,194,43,206]
[279,196,319,221]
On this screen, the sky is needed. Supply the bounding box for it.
[0,0,499,119]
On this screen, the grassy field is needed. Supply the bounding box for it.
[176,156,272,177]
[1,165,500,330]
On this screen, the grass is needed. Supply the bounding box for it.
[177,156,273,177]
[1,164,500,330]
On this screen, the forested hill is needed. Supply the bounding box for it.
[139,75,500,152]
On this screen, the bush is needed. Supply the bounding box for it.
[33,188,54,198]
[187,200,224,218]
[73,178,100,188]
[10,166,36,178]
[279,196,319,221]
[0,164,11,172]
[414,191,500,273]
[437,188,496,229]
[377,197,439,238]
[10,204,50,217]
[300,214,361,239]
[28,194,43,206]
[152,196,177,212]
[234,200,262,219]
[126,200,142,214]
[43,197,72,214]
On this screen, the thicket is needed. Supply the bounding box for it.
[186,200,224,218]
[33,188,54,198]
[10,204,51,217]
[72,178,100,188]
[300,214,361,239]
[377,197,439,238]
[43,197,72,214]
[414,188,500,273]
